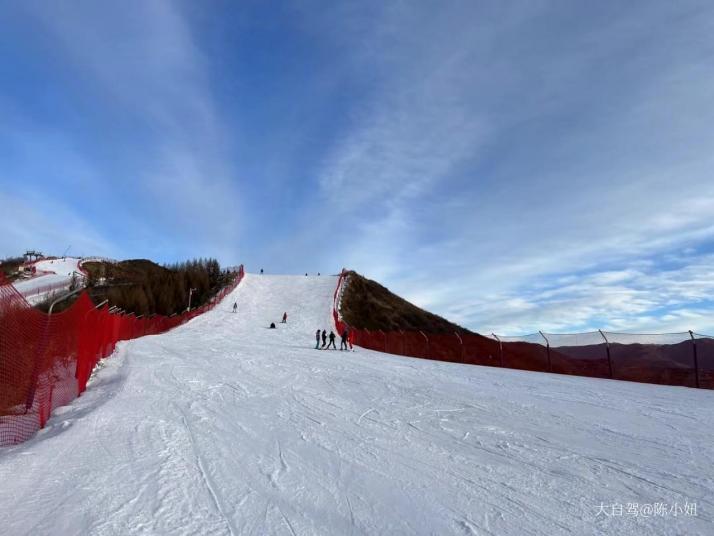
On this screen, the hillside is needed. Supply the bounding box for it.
[82,258,234,316]
[340,270,472,334]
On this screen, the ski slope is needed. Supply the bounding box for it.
[1,274,713,535]
[11,257,83,304]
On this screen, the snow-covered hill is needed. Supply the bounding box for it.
[1,274,712,535]
[11,257,83,304]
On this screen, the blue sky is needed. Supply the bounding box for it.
[1,1,714,335]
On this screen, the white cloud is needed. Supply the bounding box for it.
[4,0,244,263]
[307,1,714,335]
[0,190,119,259]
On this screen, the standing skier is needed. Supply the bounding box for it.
[327,331,337,349]
[232,302,237,313]
[282,312,288,323]
[340,328,349,350]
[321,330,327,348]
[315,329,321,349]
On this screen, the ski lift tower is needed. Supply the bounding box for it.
[24,250,44,263]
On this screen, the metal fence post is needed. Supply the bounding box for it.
[598,329,614,379]
[454,331,464,363]
[419,330,429,359]
[492,333,504,367]
[689,330,700,389]
[539,330,552,372]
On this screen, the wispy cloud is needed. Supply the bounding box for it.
[1,0,243,261]
[2,1,713,335]
[302,1,714,334]
[0,190,118,259]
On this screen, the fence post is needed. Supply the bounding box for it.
[419,330,429,359]
[598,329,614,379]
[539,330,551,372]
[689,330,700,389]
[454,331,464,363]
[492,333,504,367]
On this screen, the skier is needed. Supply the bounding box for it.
[340,328,349,350]
[282,312,287,323]
[260,268,264,274]
[315,329,321,349]
[232,302,237,313]
[269,322,276,329]
[327,331,337,350]
[321,330,327,348]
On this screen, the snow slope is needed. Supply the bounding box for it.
[33,257,83,276]
[12,257,83,304]
[1,273,713,535]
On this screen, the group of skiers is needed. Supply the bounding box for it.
[230,298,353,351]
[315,328,352,351]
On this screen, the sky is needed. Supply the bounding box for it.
[1,1,714,336]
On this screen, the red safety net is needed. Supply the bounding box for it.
[609,341,696,387]
[331,271,713,390]
[695,335,714,389]
[0,266,243,446]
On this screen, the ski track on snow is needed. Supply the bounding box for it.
[1,273,714,535]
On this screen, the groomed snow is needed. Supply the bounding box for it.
[11,257,83,304]
[1,274,713,535]
[33,257,83,277]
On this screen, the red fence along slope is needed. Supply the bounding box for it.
[0,266,244,446]
[332,270,714,390]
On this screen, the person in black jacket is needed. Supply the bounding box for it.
[315,329,321,349]
[340,328,349,350]
[327,331,337,349]
[321,330,327,348]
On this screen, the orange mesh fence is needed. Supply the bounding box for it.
[0,266,243,446]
